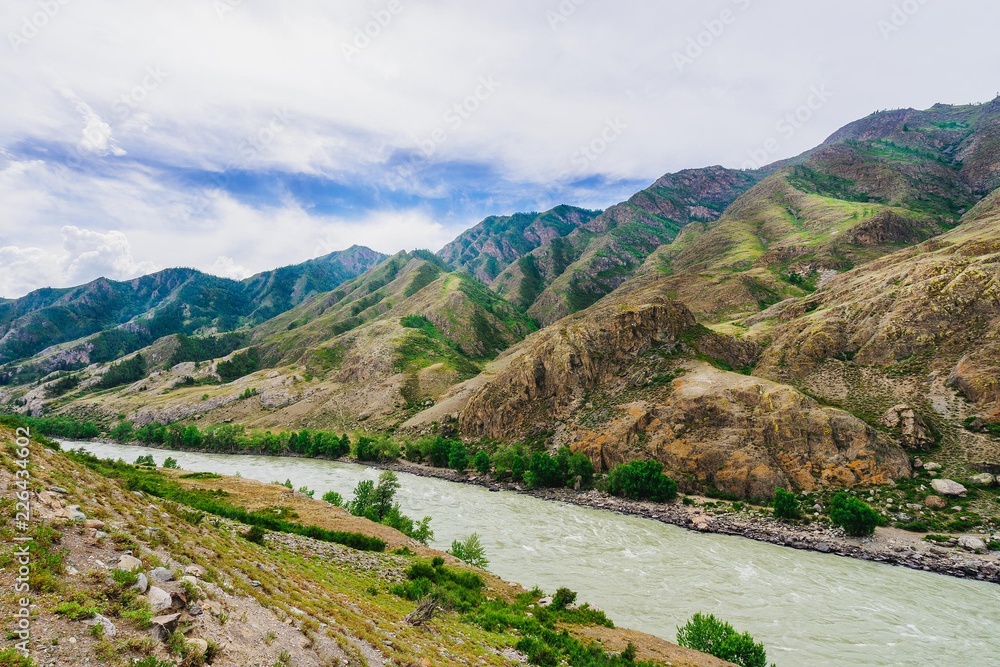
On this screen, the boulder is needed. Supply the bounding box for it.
[149,567,175,583]
[132,573,149,594]
[924,463,942,472]
[924,495,948,510]
[969,473,997,487]
[537,596,553,608]
[957,536,988,554]
[117,555,143,572]
[83,614,116,638]
[148,586,173,613]
[931,479,968,497]
[150,613,181,642]
[84,519,106,530]
[878,405,935,450]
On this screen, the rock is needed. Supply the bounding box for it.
[696,522,710,532]
[924,462,942,472]
[969,473,997,487]
[49,486,68,495]
[906,504,923,511]
[878,404,935,450]
[537,596,553,608]
[184,564,206,578]
[150,613,181,642]
[924,495,948,510]
[117,555,143,572]
[250,580,262,587]
[958,536,988,554]
[67,505,87,520]
[84,614,117,638]
[149,567,175,583]
[84,519,105,530]
[186,638,209,657]
[148,586,173,613]
[931,479,968,497]
[814,543,832,553]
[132,573,149,594]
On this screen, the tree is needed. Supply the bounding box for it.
[772,488,801,520]
[449,441,470,472]
[449,533,489,570]
[322,490,344,507]
[676,613,770,667]
[430,437,452,468]
[552,587,577,610]
[829,492,879,537]
[473,450,491,475]
[163,457,179,469]
[604,460,678,502]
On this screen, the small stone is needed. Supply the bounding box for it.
[95,530,108,539]
[148,586,172,613]
[186,638,209,657]
[132,573,149,594]
[184,564,206,578]
[924,495,948,510]
[49,486,68,495]
[537,596,553,608]
[84,614,117,638]
[149,567,175,583]
[117,555,143,572]
[150,613,181,642]
[931,479,968,497]
[814,543,832,553]
[250,580,262,587]
[84,519,105,530]
[923,462,942,471]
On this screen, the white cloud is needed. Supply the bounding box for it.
[210,255,250,280]
[0,226,155,298]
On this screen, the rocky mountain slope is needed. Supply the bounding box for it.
[437,205,601,285]
[492,167,763,325]
[0,246,385,370]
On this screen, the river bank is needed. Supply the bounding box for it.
[80,438,1000,585]
[371,457,1000,585]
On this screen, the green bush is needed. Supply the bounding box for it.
[243,526,266,544]
[449,533,489,570]
[163,457,179,469]
[473,450,491,475]
[449,441,470,472]
[322,490,344,507]
[97,354,147,389]
[523,448,595,490]
[604,460,677,502]
[216,348,261,383]
[552,587,577,610]
[829,492,879,537]
[676,613,770,667]
[348,472,433,544]
[772,488,800,520]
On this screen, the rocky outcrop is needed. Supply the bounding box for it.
[456,279,910,499]
[878,404,936,450]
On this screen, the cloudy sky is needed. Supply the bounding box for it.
[0,0,997,297]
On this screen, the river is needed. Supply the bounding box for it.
[69,441,1000,667]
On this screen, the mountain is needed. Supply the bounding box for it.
[491,167,764,324]
[437,205,601,284]
[0,246,386,369]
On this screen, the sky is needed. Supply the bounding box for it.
[1,0,998,298]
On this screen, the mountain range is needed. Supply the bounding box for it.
[3,99,999,501]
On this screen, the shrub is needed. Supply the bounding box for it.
[322,491,344,507]
[243,526,266,544]
[430,437,454,468]
[551,587,577,610]
[135,455,156,467]
[676,613,770,667]
[97,354,147,389]
[348,472,433,544]
[772,488,800,520]
[163,457,179,469]
[216,348,261,383]
[604,460,678,502]
[449,533,489,570]
[473,450,491,475]
[449,441,470,472]
[829,492,879,537]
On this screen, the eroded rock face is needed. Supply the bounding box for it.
[878,404,936,450]
[458,283,910,499]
